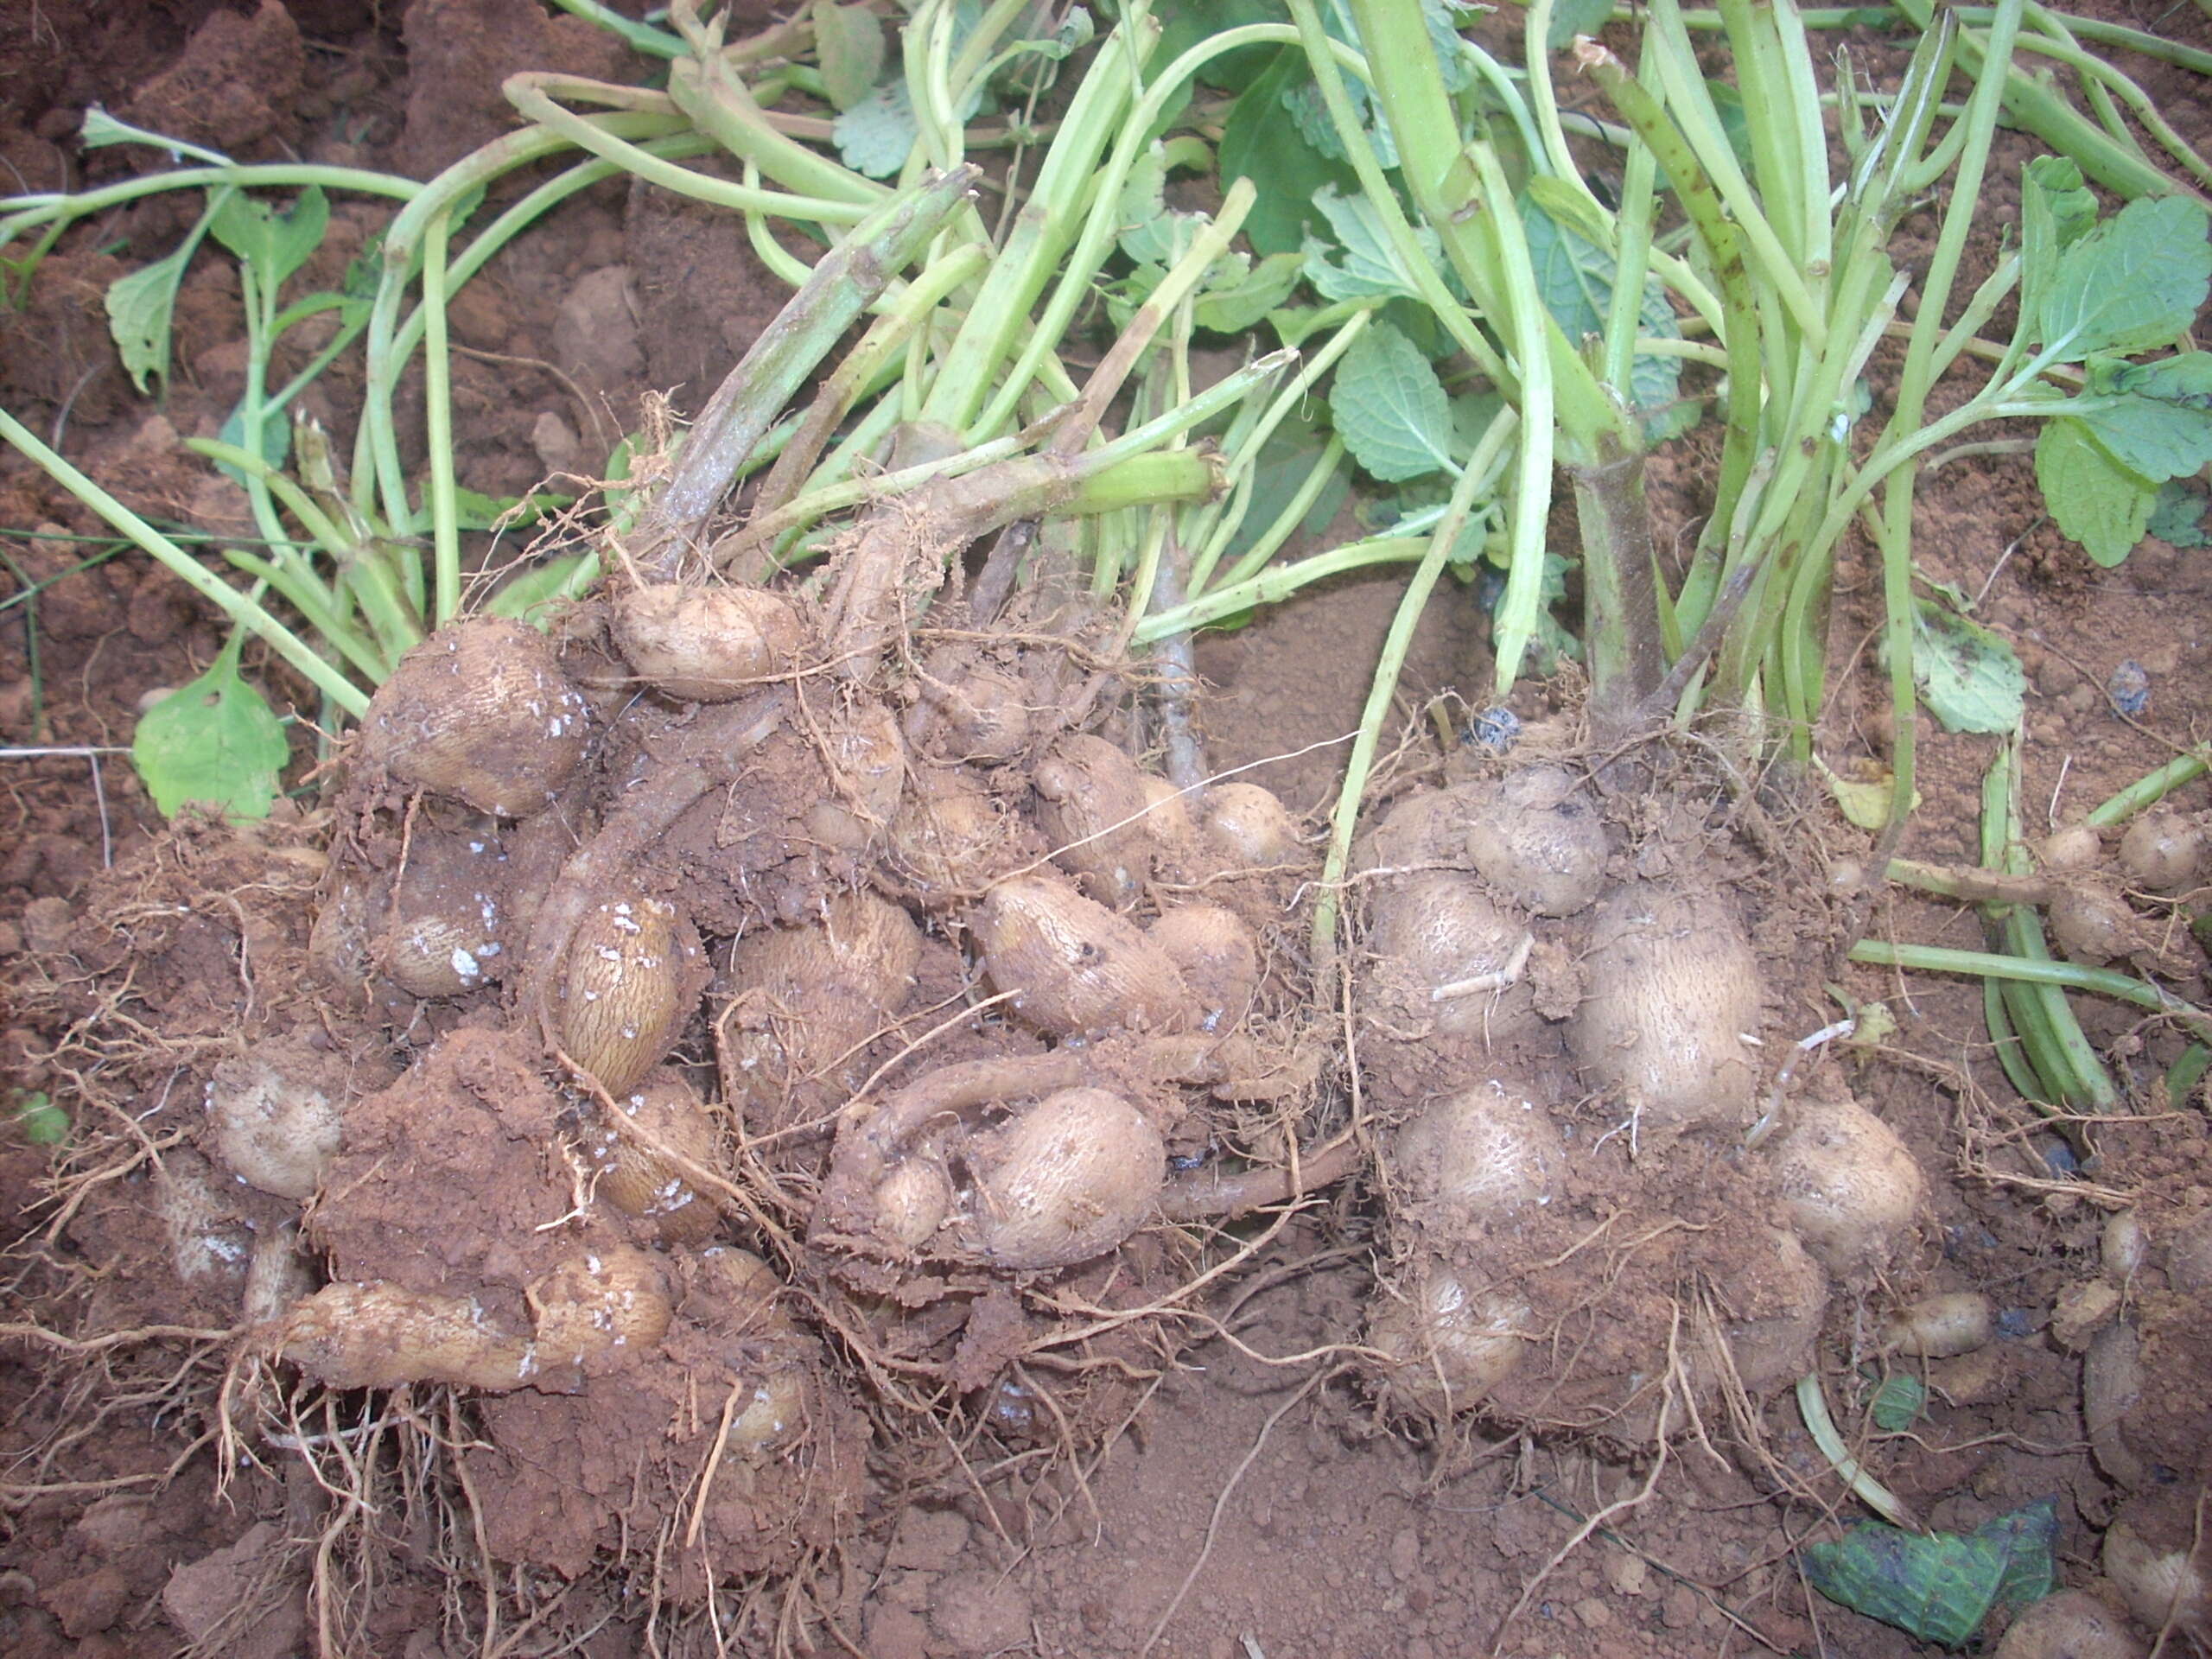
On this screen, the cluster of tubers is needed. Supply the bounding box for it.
[1354,755,1930,1438]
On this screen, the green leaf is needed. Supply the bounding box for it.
[79,106,232,166]
[1801,1499,2059,1649]
[1329,319,1457,482]
[10,1090,69,1147]
[1868,1374,1928,1432]
[2018,156,2096,347]
[834,79,920,178]
[1303,186,1443,303]
[1220,48,1361,255]
[131,650,291,821]
[213,399,291,484]
[208,185,328,291]
[1912,597,2026,734]
[104,246,195,394]
[1547,0,1614,47]
[484,552,591,625]
[2148,478,2210,548]
[815,2,886,112]
[1223,408,1349,566]
[2036,418,2157,567]
[1154,0,1283,94]
[2066,353,2212,483]
[1195,251,1303,334]
[1520,194,1685,434]
[2036,194,2212,362]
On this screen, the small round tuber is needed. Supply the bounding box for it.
[1146,903,1261,1032]
[1387,1079,1564,1237]
[2118,810,2205,895]
[1365,1267,1530,1414]
[1764,1087,1926,1277]
[590,1072,723,1247]
[612,583,805,702]
[1202,782,1304,868]
[954,1087,1166,1269]
[1462,765,1606,917]
[2041,823,2105,874]
[1991,1589,2145,1659]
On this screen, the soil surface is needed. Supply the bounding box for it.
[3,3,2212,1656]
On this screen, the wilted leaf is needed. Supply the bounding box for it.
[1800,1498,2059,1648]
[2147,478,2210,548]
[1912,598,2026,734]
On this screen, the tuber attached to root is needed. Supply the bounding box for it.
[721,889,923,1141]
[1364,1267,1533,1414]
[1990,1589,2145,1659]
[1460,765,1606,918]
[1032,734,1157,907]
[976,873,1192,1039]
[1387,1078,1564,1236]
[356,618,590,817]
[1881,1291,1995,1358]
[1569,884,1762,1136]
[944,1086,1166,1270]
[278,1281,541,1392]
[1764,1084,1926,1278]
[556,895,709,1096]
[588,1071,726,1247]
[1201,781,1305,868]
[2117,810,2205,896]
[1365,871,1538,1041]
[611,582,805,702]
[2101,1509,2210,1643]
[1146,903,1262,1032]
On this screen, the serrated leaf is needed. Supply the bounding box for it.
[1303,186,1441,302]
[2019,156,2096,347]
[131,651,290,821]
[1195,251,1303,334]
[1330,320,1457,482]
[1913,597,2025,734]
[1219,47,1360,254]
[2037,194,2212,362]
[2037,418,2157,567]
[1800,1499,2058,1649]
[2148,478,2210,548]
[104,247,194,394]
[816,3,886,112]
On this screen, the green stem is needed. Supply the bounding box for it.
[0,408,370,716]
[421,209,461,626]
[1310,434,1500,979]
[2089,753,2211,827]
[1850,941,2212,1044]
[627,166,980,578]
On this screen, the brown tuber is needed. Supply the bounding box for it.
[612,583,805,702]
[2117,810,2205,895]
[1461,765,1606,917]
[1764,1087,1926,1277]
[357,619,589,817]
[951,1088,1166,1269]
[1033,734,1156,907]
[1367,871,1537,1040]
[1387,1078,1563,1236]
[976,874,1192,1038]
[590,1072,724,1246]
[1146,903,1261,1032]
[557,896,706,1096]
[279,1281,539,1391]
[1990,1590,2145,1659]
[1569,885,1761,1135]
[1202,781,1304,867]
[1365,1267,1530,1414]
